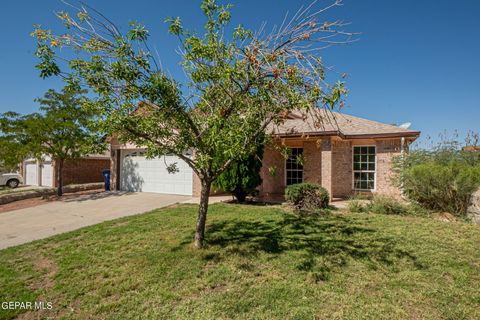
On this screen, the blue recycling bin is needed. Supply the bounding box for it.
[102,169,111,191]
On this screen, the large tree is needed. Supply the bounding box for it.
[0,136,27,173]
[0,88,105,196]
[32,0,354,248]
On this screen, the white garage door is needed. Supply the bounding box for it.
[25,162,38,186]
[41,162,54,187]
[121,150,193,195]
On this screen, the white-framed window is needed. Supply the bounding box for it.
[286,148,304,185]
[353,146,376,190]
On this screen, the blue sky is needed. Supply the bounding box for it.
[0,0,479,147]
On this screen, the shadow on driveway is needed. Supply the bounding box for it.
[59,191,133,203]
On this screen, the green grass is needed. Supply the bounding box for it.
[1,203,479,319]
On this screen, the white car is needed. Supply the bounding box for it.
[0,173,24,188]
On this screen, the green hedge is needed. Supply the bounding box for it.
[401,162,480,215]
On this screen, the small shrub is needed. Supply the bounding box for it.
[406,202,432,217]
[369,196,408,215]
[347,194,431,217]
[347,196,369,213]
[285,183,329,212]
[350,192,371,200]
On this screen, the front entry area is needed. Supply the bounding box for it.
[120,150,193,196]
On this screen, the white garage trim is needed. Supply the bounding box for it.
[120,150,193,195]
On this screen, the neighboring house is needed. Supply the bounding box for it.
[109,110,420,200]
[463,146,480,152]
[22,154,110,187]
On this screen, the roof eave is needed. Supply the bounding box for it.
[343,131,421,140]
[274,130,421,140]
[274,130,344,139]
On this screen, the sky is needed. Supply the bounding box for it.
[0,0,479,147]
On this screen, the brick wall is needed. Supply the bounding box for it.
[332,139,352,198]
[110,150,120,190]
[258,137,404,201]
[108,137,404,199]
[258,144,286,198]
[192,172,202,197]
[192,173,225,197]
[259,139,324,200]
[320,138,332,198]
[375,139,402,198]
[56,158,110,187]
[303,140,322,185]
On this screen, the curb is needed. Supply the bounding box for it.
[0,183,104,205]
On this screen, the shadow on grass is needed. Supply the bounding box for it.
[199,211,427,281]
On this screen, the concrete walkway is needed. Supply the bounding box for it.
[0,192,190,250]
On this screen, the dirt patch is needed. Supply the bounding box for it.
[0,189,104,214]
[30,254,59,290]
[432,212,457,223]
[14,255,60,320]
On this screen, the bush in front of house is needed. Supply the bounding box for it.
[396,153,480,216]
[347,195,431,217]
[402,162,480,215]
[347,196,370,213]
[393,135,480,217]
[368,195,408,215]
[346,195,407,215]
[285,183,330,212]
[213,142,264,203]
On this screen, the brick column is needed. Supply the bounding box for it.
[376,139,402,198]
[37,159,42,187]
[321,138,333,199]
[332,140,352,198]
[110,149,120,191]
[303,141,322,185]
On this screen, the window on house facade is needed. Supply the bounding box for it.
[286,148,303,185]
[353,146,376,190]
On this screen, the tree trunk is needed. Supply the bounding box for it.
[56,158,64,197]
[234,186,247,203]
[194,178,211,248]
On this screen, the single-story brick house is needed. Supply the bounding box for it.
[109,110,420,200]
[22,154,110,187]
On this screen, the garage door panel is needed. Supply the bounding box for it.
[25,163,38,186]
[121,157,144,191]
[41,162,53,187]
[121,151,193,195]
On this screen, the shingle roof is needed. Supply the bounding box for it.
[268,109,420,139]
[463,146,480,152]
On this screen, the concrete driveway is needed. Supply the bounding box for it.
[0,192,190,250]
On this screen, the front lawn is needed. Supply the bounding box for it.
[1,203,479,319]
